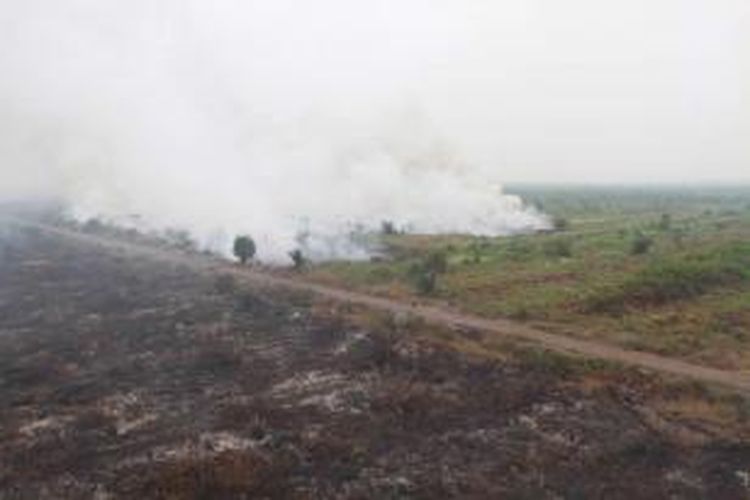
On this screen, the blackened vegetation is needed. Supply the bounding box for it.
[1,224,750,499]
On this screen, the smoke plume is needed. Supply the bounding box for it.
[6,1,744,260]
[0,0,550,261]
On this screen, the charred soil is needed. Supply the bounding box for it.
[1,225,750,499]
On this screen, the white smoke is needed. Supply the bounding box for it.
[0,0,555,261]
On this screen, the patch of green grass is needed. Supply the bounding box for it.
[514,346,616,378]
[542,238,574,258]
[584,243,750,314]
[307,186,750,362]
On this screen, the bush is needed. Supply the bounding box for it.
[552,216,569,232]
[413,270,437,295]
[467,242,483,264]
[232,235,256,264]
[424,250,448,274]
[407,262,438,296]
[406,250,449,295]
[289,249,306,270]
[630,232,654,255]
[543,238,573,258]
[381,220,398,235]
[466,237,493,264]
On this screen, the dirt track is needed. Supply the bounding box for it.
[8,217,750,393]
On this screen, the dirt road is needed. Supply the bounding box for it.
[7,217,750,393]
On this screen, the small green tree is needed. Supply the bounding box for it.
[408,251,448,295]
[289,249,306,270]
[630,232,653,255]
[233,235,256,264]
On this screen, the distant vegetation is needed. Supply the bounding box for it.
[586,243,750,314]
[308,185,750,365]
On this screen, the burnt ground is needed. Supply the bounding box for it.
[1,223,750,499]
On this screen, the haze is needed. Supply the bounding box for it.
[0,0,747,258]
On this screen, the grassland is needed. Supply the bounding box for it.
[306,185,750,369]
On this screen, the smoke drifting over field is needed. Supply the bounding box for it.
[1,0,747,260]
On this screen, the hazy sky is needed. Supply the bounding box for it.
[0,0,748,257]
[1,0,748,189]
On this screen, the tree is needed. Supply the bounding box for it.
[289,249,306,270]
[381,220,398,235]
[233,235,256,264]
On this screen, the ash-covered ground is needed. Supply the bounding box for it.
[1,222,750,499]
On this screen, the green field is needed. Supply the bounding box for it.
[307,185,750,369]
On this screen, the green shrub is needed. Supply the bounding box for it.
[467,241,483,264]
[543,238,573,258]
[407,251,448,295]
[409,267,437,295]
[424,250,448,274]
[630,232,654,255]
[552,216,569,232]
